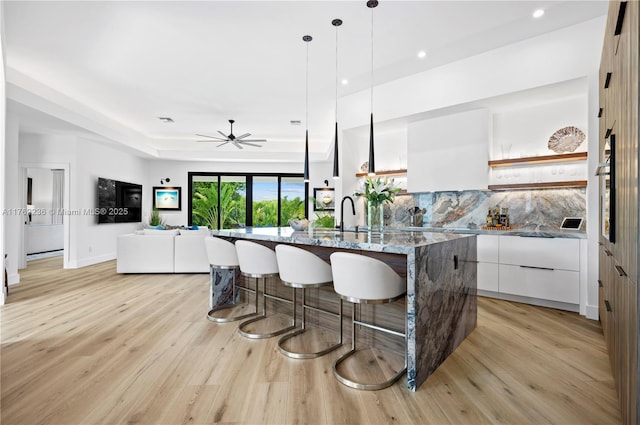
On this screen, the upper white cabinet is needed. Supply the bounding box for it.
[407,109,489,192]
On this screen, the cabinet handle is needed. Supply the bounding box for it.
[598,108,603,118]
[519,265,554,271]
[614,1,627,36]
[598,279,603,288]
[604,249,613,256]
[614,265,627,277]
[604,300,612,312]
[604,72,612,88]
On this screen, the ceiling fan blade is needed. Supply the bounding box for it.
[231,140,243,149]
[196,133,228,141]
[216,141,230,147]
[217,130,230,139]
[240,139,267,142]
[239,142,263,148]
[235,133,252,140]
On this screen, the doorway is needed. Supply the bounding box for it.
[20,163,70,270]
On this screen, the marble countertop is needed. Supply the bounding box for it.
[384,225,587,239]
[210,227,473,255]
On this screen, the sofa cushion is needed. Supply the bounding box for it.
[178,229,210,236]
[143,229,180,236]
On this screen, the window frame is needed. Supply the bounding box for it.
[187,171,308,228]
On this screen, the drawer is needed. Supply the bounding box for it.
[478,262,499,292]
[499,236,580,271]
[499,264,579,304]
[477,235,499,263]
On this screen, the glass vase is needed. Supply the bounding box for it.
[367,202,385,232]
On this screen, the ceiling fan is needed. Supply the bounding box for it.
[196,119,267,149]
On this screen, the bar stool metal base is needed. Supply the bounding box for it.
[238,273,296,339]
[277,287,343,359]
[207,266,258,323]
[333,301,407,391]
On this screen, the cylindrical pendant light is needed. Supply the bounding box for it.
[367,0,378,176]
[303,35,312,183]
[332,18,342,180]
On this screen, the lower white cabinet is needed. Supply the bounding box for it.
[478,262,499,292]
[476,234,582,311]
[498,264,580,304]
[477,235,499,292]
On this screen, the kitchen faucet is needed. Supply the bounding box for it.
[340,196,356,232]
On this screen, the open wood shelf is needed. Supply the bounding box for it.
[355,169,407,177]
[488,152,588,167]
[488,180,587,191]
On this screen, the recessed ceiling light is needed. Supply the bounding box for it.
[158,117,174,123]
[417,50,426,59]
[533,9,544,18]
[341,79,349,85]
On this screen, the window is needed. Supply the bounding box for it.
[188,172,307,229]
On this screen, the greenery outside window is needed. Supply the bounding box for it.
[188,172,307,229]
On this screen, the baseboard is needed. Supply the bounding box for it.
[585,304,599,321]
[8,273,20,285]
[69,253,116,269]
[477,290,579,313]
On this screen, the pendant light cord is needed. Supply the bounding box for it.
[370,5,374,114]
[306,41,309,129]
[335,25,339,121]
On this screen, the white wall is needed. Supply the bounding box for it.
[5,114,21,285]
[19,134,148,268]
[1,1,6,303]
[492,95,588,158]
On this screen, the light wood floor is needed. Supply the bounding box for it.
[1,257,622,425]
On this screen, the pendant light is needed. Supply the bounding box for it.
[367,0,378,176]
[303,35,312,183]
[332,18,343,180]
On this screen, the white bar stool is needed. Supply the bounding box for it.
[205,237,258,323]
[275,245,343,359]
[330,252,407,390]
[235,240,296,339]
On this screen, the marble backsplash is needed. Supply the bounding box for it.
[385,188,586,232]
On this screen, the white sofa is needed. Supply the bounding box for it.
[117,228,210,273]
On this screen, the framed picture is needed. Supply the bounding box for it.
[153,186,181,211]
[313,187,335,211]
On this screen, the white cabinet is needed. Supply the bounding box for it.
[499,236,580,270]
[407,109,489,192]
[498,265,580,304]
[477,235,499,292]
[477,235,581,311]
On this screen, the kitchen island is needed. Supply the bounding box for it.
[210,227,477,391]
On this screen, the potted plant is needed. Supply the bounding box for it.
[354,177,401,231]
[149,208,165,228]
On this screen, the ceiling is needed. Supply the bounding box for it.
[3,0,608,162]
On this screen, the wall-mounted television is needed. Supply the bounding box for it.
[97,177,142,224]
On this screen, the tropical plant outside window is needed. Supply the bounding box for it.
[192,179,246,229]
[189,173,306,229]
